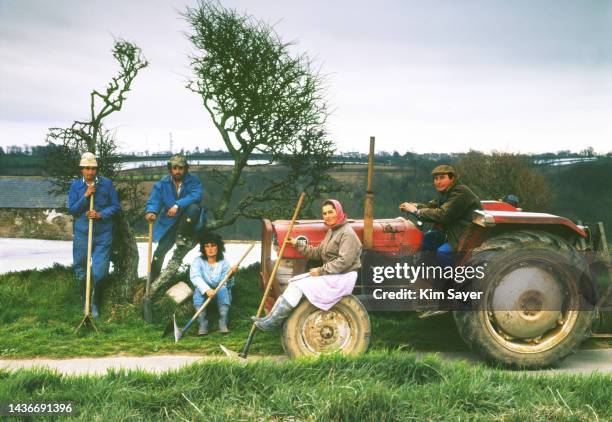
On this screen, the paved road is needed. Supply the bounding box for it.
[420,349,612,375]
[0,354,281,376]
[1,350,611,376]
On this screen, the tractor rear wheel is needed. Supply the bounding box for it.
[281,295,371,358]
[453,230,594,368]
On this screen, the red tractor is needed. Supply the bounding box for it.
[259,199,612,368]
[257,139,611,369]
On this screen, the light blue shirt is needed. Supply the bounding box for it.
[190,256,234,294]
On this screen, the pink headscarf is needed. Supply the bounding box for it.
[323,199,346,227]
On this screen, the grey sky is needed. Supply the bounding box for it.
[1,0,610,154]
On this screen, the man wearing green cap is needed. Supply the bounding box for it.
[145,155,205,281]
[399,164,481,266]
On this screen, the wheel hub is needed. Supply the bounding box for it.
[320,326,334,339]
[301,309,351,352]
[491,266,562,338]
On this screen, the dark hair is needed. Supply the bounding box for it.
[322,200,336,209]
[432,172,455,180]
[199,231,225,261]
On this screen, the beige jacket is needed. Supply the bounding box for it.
[294,220,362,275]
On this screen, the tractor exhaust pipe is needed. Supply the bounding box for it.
[363,136,375,250]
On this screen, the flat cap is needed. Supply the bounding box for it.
[168,154,188,167]
[431,164,456,176]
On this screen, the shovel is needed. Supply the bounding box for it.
[142,221,154,323]
[171,243,256,342]
[75,195,99,333]
[221,192,305,360]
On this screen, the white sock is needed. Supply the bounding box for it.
[282,283,304,307]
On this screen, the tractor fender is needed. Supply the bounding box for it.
[471,209,586,238]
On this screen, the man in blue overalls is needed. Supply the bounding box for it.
[68,152,120,318]
[145,155,204,281]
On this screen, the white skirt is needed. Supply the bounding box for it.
[288,271,358,311]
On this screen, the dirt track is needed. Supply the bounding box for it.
[1,349,611,376]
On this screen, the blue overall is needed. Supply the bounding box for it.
[422,229,454,268]
[68,176,120,286]
[145,173,203,242]
[190,256,234,308]
[145,173,204,279]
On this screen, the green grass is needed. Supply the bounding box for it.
[2,266,611,420]
[0,352,610,420]
[0,264,469,358]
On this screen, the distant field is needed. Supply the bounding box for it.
[1,157,611,242]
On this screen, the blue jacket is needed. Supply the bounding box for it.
[68,176,120,242]
[145,173,203,242]
[190,257,235,294]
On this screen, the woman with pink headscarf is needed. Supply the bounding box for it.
[254,199,362,331]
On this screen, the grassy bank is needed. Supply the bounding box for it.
[1,352,611,420]
[0,265,468,358]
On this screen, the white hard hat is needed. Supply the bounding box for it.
[79,152,98,167]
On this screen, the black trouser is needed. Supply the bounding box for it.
[150,203,201,281]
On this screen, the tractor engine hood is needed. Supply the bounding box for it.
[270,218,424,259]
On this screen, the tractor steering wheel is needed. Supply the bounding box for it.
[403,211,425,231]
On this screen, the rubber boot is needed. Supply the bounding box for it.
[91,302,99,318]
[91,289,100,319]
[252,296,294,331]
[197,310,208,336]
[79,279,86,310]
[218,305,230,334]
[150,256,162,282]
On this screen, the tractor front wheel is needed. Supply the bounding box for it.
[281,295,371,358]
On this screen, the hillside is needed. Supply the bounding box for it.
[2,158,611,241]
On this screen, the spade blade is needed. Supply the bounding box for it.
[173,314,183,343]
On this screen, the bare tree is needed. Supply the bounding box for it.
[44,40,148,303]
[148,1,338,296]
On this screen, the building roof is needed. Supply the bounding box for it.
[0,178,66,209]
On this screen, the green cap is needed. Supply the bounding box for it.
[431,164,456,176]
[168,154,188,168]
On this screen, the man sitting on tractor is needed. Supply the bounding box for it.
[399,164,481,267]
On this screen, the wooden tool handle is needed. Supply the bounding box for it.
[146,222,153,281]
[255,192,305,318]
[84,195,94,316]
[239,193,305,359]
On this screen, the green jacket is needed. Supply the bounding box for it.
[416,181,482,249]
